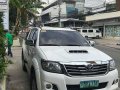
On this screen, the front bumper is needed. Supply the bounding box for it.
[41,69,119,90]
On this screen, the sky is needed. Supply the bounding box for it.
[42,0,115,7]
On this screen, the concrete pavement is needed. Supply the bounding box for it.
[6,47,30,90]
[13,38,20,47]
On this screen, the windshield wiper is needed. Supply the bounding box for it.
[40,44,60,46]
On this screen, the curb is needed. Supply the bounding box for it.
[117,43,120,45]
[104,45,120,50]
[96,43,120,50]
[117,88,120,90]
[12,46,21,47]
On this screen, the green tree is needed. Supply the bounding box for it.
[0,12,7,79]
[9,0,45,34]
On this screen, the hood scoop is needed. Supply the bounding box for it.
[69,50,88,53]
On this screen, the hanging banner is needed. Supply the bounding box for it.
[0,0,7,3]
[0,0,9,30]
[0,0,7,11]
[0,4,7,11]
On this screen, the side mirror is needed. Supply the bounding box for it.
[89,40,95,46]
[26,40,35,46]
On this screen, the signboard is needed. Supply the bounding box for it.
[0,0,7,11]
[0,0,7,3]
[0,0,9,30]
[0,4,7,11]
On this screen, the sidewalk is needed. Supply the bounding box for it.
[6,47,30,90]
[94,38,120,49]
[13,38,20,47]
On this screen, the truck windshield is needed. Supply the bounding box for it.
[39,30,90,46]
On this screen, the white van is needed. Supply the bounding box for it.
[72,27,102,38]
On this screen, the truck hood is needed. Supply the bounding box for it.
[39,46,111,62]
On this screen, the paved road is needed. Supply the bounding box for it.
[6,46,120,90]
[95,44,120,90]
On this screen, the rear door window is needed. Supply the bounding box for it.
[27,30,35,40]
[82,30,87,33]
[77,29,81,32]
[96,30,100,33]
[88,30,93,33]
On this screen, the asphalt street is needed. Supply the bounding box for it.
[6,45,120,90]
[95,44,120,90]
[95,44,120,78]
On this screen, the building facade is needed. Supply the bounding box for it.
[41,0,85,24]
[84,0,116,15]
[0,0,9,30]
[86,11,120,38]
[116,0,120,11]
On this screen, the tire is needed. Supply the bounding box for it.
[85,36,88,39]
[22,50,27,72]
[96,35,100,39]
[30,70,38,90]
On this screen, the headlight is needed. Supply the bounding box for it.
[41,60,62,74]
[109,60,116,71]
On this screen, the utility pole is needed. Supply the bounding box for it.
[58,0,62,27]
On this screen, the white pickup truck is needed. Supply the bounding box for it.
[22,26,118,90]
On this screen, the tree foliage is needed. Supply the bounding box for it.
[9,0,45,34]
[0,13,8,80]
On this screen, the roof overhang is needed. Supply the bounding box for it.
[44,18,84,24]
[86,11,120,21]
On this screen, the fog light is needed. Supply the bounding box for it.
[46,84,52,89]
[112,79,119,85]
[112,80,115,85]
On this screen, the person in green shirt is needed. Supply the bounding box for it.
[5,30,13,57]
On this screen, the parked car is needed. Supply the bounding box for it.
[19,28,30,46]
[22,26,118,90]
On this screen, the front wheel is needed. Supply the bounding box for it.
[96,35,100,39]
[85,36,88,39]
[22,50,27,72]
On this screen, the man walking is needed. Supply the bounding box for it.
[5,30,13,57]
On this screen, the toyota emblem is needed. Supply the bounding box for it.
[86,64,93,71]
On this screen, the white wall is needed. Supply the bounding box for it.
[3,11,9,30]
[51,3,67,19]
[42,2,67,19]
[75,2,84,14]
[0,0,9,30]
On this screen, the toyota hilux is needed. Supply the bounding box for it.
[22,26,119,90]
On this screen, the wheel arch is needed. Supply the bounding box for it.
[30,58,42,90]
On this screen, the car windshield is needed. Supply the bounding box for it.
[39,30,89,46]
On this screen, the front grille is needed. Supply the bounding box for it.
[64,64,108,76]
[66,82,108,90]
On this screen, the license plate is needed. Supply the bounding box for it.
[80,80,99,88]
